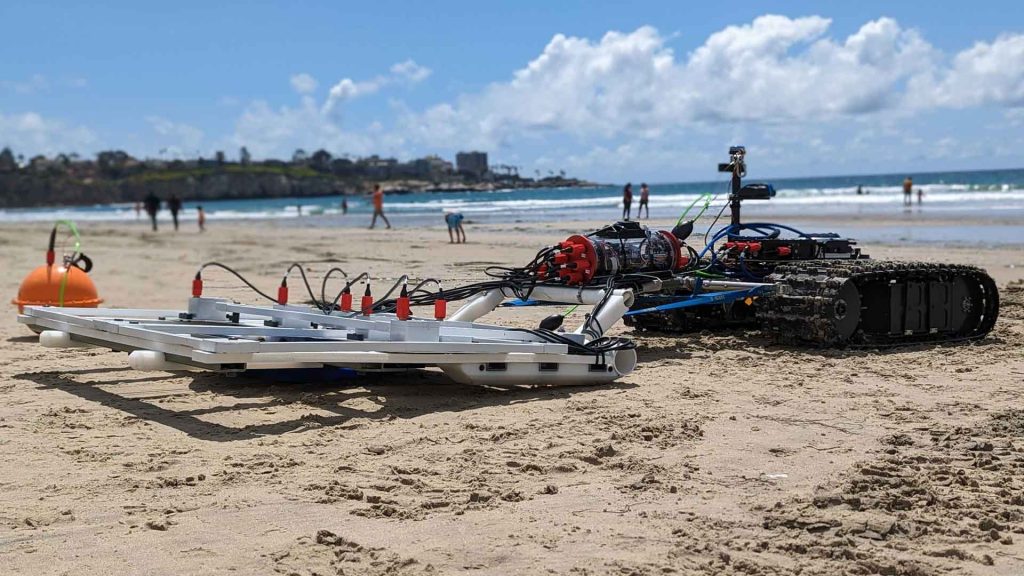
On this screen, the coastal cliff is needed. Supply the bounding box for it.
[0,169,344,209]
[0,148,594,209]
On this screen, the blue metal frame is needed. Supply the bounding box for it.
[626,284,770,316]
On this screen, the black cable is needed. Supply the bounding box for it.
[197,262,279,304]
[369,275,409,312]
[325,272,369,313]
[318,266,348,311]
[282,263,326,308]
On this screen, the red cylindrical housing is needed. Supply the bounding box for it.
[361,284,373,316]
[556,228,684,285]
[277,283,289,305]
[434,291,447,320]
[192,276,203,297]
[396,297,410,320]
[396,284,410,320]
[340,290,353,312]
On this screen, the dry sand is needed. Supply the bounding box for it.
[0,218,1023,575]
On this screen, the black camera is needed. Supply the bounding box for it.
[718,145,746,173]
[736,183,775,200]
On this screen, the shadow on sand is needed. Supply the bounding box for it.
[14,368,635,442]
[632,328,1005,364]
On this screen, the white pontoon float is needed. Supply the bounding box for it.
[18,285,639,386]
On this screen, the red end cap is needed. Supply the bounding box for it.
[277,284,289,305]
[562,235,597,285]
[777,246,792,257]
[361,294,373,316]
[396,296,411,320]
[340,291,353,312]
[192,277,203,298]
[434,297,447,320]
[658,230,687,270]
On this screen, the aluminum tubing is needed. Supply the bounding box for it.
[449,289,506,322]
[501,285,607,305]
[573,288,634,340]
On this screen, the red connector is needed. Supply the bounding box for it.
[434,288,447,320]
[192,273,203,298]
[361,283,373,316]
[340,285,353,312]
[396,283,410,320]
[776,246,792,257]
[277,279,289,305]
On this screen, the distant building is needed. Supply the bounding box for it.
[456,151,488,177]
[362,156,398,179]
[420,155,453,179]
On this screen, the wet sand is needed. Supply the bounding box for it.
[0,219,1022,575]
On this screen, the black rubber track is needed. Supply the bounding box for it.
[757,260,1000,347]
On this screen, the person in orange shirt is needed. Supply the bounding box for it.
[369,184,391,229]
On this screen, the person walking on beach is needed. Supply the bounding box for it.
[197,205,206,232]
[143,192,161,231]
[902,177,913,207]
[917,188,924,206]
[369,184,391,229]
[638,183,650,219]
[341,197,348,215]
[168,194,183,231]
[445,212,466,244]
[622,183,633,221]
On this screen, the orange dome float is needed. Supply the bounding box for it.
[13,264,102,313]
[12,220,102,314]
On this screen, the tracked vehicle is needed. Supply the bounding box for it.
[19,148,1000,389]
[620,146,999,346]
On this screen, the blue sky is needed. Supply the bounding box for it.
[1,1,1022,181]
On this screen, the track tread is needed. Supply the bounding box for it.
[757,260,999,347]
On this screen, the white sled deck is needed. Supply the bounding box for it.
[18,297,637,386]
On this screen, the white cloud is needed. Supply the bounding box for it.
[390,59,432,83]
[1,74,49,94]
[1,75,90,94]
[235,60,431,155]
[0,111,98,155]
[231,18,1024,176]
[289,73,319,95]
[400,17,948,149]
[910,34,1024,109]
[322,78,383,114]
[231,96,394,158]
[322,59,432,115]
[147,116,205,155]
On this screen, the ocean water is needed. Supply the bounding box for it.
[2,168,1023,244]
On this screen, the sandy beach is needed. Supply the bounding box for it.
[1,217,1023,575]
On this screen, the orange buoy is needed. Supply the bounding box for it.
[12,220,103,314]
[13,264,102,313]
